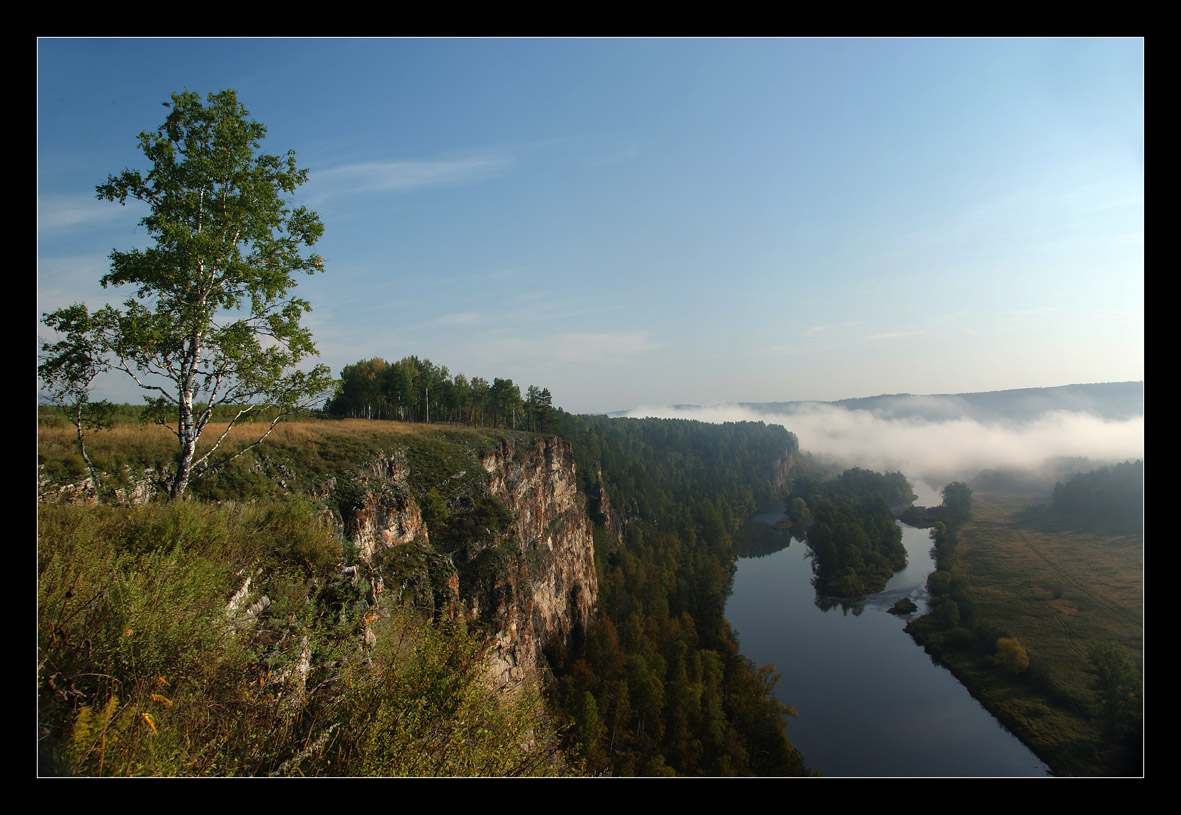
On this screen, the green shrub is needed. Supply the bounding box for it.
[38,500,348,775]
[39,495,568,776]
[321,608,564,776]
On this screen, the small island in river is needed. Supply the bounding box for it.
[889,597,919,615]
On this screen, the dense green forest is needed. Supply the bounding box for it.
[897,481,974,529]
[544,412,812,775]
[780,468,913,598]
[1052,459,1143,531]
[909,483,979,633]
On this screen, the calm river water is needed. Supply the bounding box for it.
[725,481,1051,777]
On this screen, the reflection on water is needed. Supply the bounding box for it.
[726,501,1050,777]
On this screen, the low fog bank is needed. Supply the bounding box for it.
[620,402,1144,496]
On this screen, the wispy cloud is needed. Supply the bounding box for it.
[551,332,661,363]
[308,154,511,199]
[896,171,1142,261]
[37,253,117,313]
[1002,306,1065,317]
[430,312,485,326]
[467,331,661,369]
[38,193,145,233]
[866,330,924,340]
[805,321,863,337]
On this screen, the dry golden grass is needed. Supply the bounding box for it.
[267,418,480,441]
[40,418,461,456]
[38,416,510,493]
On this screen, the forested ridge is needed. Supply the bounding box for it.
[327,355,553,431]
[544,412,812,775]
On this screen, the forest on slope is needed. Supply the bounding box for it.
[544,412,812,775]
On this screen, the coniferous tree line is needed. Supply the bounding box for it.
[1052,459,1143,530]
[545,413,813,775]
[326,356,554,432]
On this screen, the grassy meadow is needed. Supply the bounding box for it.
[907,489,1143,776]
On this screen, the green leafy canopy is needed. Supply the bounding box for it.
[40,90,336,498]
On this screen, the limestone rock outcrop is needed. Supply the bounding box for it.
[40,427,602,692]
[335,434,598,688]
[338,451,429,563]
[478,436,598,684]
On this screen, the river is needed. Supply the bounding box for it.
[724,480,1051,777]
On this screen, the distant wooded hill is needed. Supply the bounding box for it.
[624,382,1143,424]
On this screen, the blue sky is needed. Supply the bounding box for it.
[37,38,1143,415]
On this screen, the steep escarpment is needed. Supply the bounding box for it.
[327,431,597,686]
[478,436,597,684]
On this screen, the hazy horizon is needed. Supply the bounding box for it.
[622,387,1144,491]
[38,38,1143,415]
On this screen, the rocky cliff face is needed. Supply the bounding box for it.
[337,434,598,688]
[478,436,598,685]
[37,466,158,506]
[772,451,795,491]
[337,451,429,563]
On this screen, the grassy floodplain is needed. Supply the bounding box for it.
[906,489,1143,776]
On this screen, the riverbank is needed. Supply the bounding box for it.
[904,490,1142,777]
[726,511,1047,776]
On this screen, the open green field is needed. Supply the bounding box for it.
[963,491,1142,678]
[907,489,1143,776]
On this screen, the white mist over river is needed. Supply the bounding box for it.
[622,403,1143,488]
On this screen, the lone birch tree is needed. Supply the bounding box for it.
[39,90,335,499]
